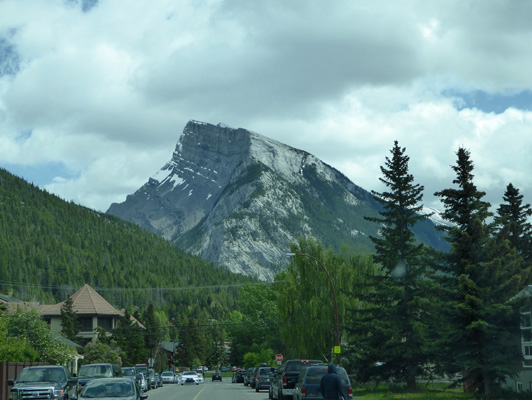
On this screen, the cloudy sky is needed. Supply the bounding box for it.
[1,0,531,213]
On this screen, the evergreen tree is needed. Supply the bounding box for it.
[434,148,525,395]
[353,141,431,389]
[112,310,148,365]
[495,183,532,265]
[143,303,161,363]
[60,295,78,342]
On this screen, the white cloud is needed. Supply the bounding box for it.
[1,0,532,212]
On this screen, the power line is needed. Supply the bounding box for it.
[0,279,277,292]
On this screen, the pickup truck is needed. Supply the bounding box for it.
[8,365,78,400]
[271,359,323,400]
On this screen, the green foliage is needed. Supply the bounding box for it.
[0,168,253,346]
[276,237,379,362]
[225,284,281,367]
[0,312,39,361]
[2,307,76,363]
[242,348,275,368]
[351,141,433,390]
[60,295,78,341]
[111,310,148,366]
[495,183,532,266]
[433,148,527,394]
[81,341,122,365]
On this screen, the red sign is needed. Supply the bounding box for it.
[276,354,283,362]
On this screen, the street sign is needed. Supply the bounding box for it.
[276,354,283,362]
[333,346,341,354]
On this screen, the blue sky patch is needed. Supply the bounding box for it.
[444,89,532,114]
[2,162,79,188]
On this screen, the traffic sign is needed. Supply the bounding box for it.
[276,354,283,362]
[333,346,341,354]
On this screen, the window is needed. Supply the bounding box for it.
[521,312,531,328]
[78,317,93,332]
[98,317,113,331]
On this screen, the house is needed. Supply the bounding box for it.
[39,284,136,345]
[504,285,532,392]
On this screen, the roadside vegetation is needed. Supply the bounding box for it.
[2,141,532,398]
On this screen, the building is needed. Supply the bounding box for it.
[504,285,532,392]
[39,284,137,345]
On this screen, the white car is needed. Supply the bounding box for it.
[138,373,148,392]
[180,371,200,385]
[161,371,176,384]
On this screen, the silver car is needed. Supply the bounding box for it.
[78,377,147,400]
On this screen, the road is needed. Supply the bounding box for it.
[146,380,270,400]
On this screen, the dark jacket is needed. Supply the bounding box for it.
[319,364,345,400]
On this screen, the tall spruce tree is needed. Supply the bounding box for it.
[60,295,78,342]
[434,148,525,395]
[495,183,532,265]
[354,141,432,389]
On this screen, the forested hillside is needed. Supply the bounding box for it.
[0,168,252,319]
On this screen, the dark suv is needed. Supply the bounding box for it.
[254,367,275,392]
[8,365,78,400]
[294,365,352,400]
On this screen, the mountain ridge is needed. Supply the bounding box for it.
[108,120,448,280]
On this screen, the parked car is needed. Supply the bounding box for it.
[212,372,222,382]
[232,369,245,383]
[78,377,147,400]
[121,367,137,379]
[148,369,157,389]
[134,364,150,391]
[76,363,122,395]
[138,372,148,392]
[161,371,176,384]
[244,367,254,386]
[8,365,77,400]
[255,366,275,392]
[273,359,323,400]
[293,365,352,400]
[180,371,200,385]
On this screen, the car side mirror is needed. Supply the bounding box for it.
[7,379,15,386]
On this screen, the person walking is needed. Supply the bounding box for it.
[319,364,346,400]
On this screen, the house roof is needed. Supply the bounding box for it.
[40,284,123,317]
[0,293,20,303]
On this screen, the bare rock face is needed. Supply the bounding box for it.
[108,120,446,280]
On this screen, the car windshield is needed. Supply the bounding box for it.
[79,365,112,378]
[121,368,135,377]
[161,372,173,376]
[183,371,197,376]
[81,380,134,398]
[17,368,66,383]
[286,361,322,372]
[304,367,350,386]
[258,368,272,375]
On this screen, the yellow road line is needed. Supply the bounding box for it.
[192,385,206,400]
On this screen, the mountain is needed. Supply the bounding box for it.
[107,120,448,280]
[0,167,251,316]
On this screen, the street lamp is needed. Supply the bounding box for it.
[286,252,341,363]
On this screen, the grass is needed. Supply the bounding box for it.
[352,383,474,399]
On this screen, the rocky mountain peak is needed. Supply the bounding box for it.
[108,120,447,280]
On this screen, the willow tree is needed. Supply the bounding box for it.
[275,237,377,362]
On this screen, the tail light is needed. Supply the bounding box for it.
[282,376,287,386]
[301,386,306,396]
[349,386,353,396]
[256,375,260,381]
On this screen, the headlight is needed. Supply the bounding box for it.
[9,389,20,400]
